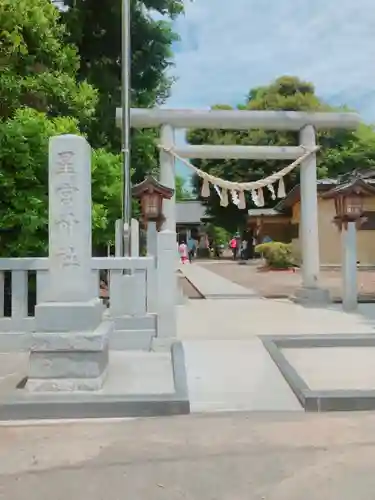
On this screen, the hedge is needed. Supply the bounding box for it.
[255,242,295,269]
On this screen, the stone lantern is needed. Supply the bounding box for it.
[321,177,375,231]
[321,174,375,311]
[132,175,174,230]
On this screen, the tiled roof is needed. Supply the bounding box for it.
[176,200,208,224]
[275,179,343,211]
[247,208,280,216]
[249,177,375,216]
[317,178,375,185]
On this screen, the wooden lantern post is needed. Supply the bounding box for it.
[132,175,174,257]
[132,175,174,231]
[321,177,375,311]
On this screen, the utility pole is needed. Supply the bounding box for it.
[121,0,132,255]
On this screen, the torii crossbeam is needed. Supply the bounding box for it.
[116,107,361,305]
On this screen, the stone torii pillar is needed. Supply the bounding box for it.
[294,125,329,305]
[156,124,178,349]
[159,124,176,231]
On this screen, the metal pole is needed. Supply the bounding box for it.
[121,0,132,256]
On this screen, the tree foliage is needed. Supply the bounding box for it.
[0,108,124,257]
[188,76,375,231]
[0,0,97,123]
[0,0,181,256]
[175,175,192,201]
[0,0,121,256]
[62,0,184,182]
[205,224,230,246]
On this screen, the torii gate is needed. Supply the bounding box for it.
[116,108,361,305]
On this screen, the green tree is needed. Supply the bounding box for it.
[62,0,184,182]
[175,175,192,201]
[0,0,125,256]
[205,224,230,246]
[188,76,375,231]
[0,0,97,123]
[0,108,124,257]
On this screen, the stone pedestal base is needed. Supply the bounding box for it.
[151,337,177,352]
[293,287,331,307]
[35,298,104,332]
[27,320,112,392]
[26,371,108,392]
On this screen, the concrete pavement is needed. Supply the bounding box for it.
[2,264,375,497]
[177,296,375,340]
[3,262,375,415]
[2,412,375,499]
[180,262,258,299]
[183,340,302,412]
[179,263,375,412]
[0,353,28,397]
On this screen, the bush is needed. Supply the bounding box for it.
[197,247,211,258]
[255,242,295,269]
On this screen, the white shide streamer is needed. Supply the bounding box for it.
[158,144,319,208]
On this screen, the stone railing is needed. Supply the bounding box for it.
[0,256,156,333]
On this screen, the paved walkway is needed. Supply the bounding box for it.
[2,412,375,499]
[178,263,375,413]
[179,263,258,299]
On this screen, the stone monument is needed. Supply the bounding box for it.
[27,134,112,392]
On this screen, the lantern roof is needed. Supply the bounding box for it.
[321,177,375,200]
[132,175,174,199]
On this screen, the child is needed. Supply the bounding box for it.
[179,241,188,264]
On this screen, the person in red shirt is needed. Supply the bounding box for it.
[229,237,238,260]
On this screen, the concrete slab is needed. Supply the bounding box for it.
[0,343,189,420]
[103,351,174,394]
[183,339,302,412]
[262,335,375,412]
[179,263,258,299]
[283,346,375,391]
[352,303,375,323]
[177,298,375,341]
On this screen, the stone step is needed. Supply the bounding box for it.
[110,329,155,351]
[111,314,156,331]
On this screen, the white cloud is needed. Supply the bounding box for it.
[168,0,375,120]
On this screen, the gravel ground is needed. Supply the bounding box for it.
[2,412,375,499]
[200,260,375,300]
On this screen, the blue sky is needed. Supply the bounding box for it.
[165,0,375,180]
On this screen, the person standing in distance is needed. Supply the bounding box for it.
[187,236,197,263]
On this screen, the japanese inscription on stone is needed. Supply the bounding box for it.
[56,151,76,174]
[53,150,80,267]
[57,246,80,267]
[56,183,79,207]
[48,135,93,302]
